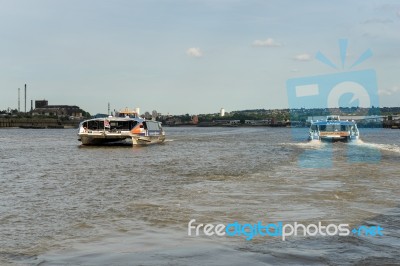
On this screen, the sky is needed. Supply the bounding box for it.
[0,0,399,115]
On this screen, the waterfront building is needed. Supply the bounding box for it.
[32,100,82,117]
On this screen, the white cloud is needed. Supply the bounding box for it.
[378,90,390,96]
[252,38,282,47]
[186,47,202,58]
[397,10,400,17]
[362,18,393,24]
[378,85,400,96]
[294,53,312,61]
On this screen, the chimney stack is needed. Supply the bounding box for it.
[18,88,20,112]
[24,84,27,113]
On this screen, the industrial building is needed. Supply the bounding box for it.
[32,100,82,117]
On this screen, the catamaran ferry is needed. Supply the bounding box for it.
[308,115,359,142]
[78,108,165,145]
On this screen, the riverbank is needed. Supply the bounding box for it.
[0,118,79,129]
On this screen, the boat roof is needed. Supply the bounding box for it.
[312,120,356,126]
[82,117,145,123]
[80,117,162,124]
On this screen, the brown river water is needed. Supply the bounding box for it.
[0,127,399,265]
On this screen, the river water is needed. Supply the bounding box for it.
[0,127,399,265]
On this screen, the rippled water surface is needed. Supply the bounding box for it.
[0,127,399,265]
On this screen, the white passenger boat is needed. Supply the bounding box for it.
[308,115,359,142]
[78,108,165,145]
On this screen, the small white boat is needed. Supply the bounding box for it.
[78,108,165,145]
[308,115,359,142]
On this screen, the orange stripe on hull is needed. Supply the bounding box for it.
[319,132,349,137]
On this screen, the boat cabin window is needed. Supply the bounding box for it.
[319,124,350,131]
[86,120,104,130]
[310,125,317,131]
[145,121,161,131]
[118,113,136,118]
[84,120,138,131]
[109,121,138,130]
[327,116,340,121]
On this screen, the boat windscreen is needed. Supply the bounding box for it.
[109,121,138,130]
[146,121,162,131]
[84,120,139,131]
[87,120,104,130]
[319,124,350,131]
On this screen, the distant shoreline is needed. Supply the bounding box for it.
[1,117,399,129]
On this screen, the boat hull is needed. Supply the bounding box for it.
[79,134,130,145]
[79,133,166,146]
[318,132,357,142]
[79,135,165,146]
[131,134,166,145]
[317,136,359,142]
